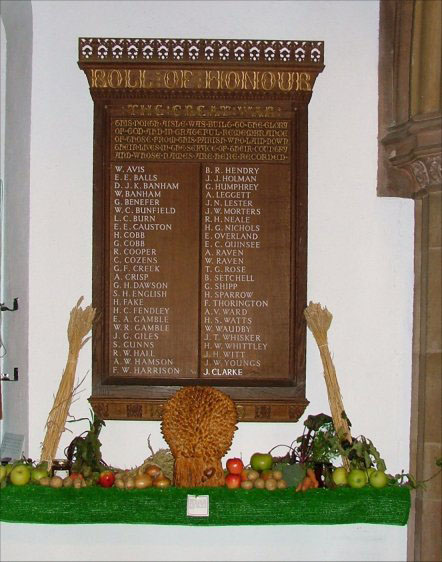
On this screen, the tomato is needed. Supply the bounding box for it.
[225,473,241,489]
[226,458,244,475]
[98,470,115,488]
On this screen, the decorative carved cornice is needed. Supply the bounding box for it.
[89,397,308,422]
[378,1,441,198]
[403,153,442,193]
[380,113,442,196]
[78,38,324,102]
[79,37,324,67]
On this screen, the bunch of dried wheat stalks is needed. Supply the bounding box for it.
[304,302,352,468]
[40,297,96,469]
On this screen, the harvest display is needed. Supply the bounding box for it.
[0,299,431,526]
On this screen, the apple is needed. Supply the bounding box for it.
[347,468,367,489]
[225,473,241,489]
[240,469,250,482]
[226,457,244,475]
[250,453,273,472]
[366,467,376,480]
[9,464,31,486]
[0,465,7,483]
[31,465,49,483]
[369,470,388,489]
[261,469,273,481]
[98,470,115,488]
[332,467,348,487]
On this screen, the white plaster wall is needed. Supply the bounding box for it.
[0,0,32,451]
[1,1,414,561]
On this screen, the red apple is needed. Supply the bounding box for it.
[225,473,241,489]
[226,457,244,475]
[98,470,115,488]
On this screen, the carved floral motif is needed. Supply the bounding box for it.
[404,154,442,191]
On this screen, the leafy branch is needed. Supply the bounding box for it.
[269,413,342,467]
[390,457,442,489]
[336,434,387,472]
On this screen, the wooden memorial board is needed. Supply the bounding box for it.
[78,38,324,422]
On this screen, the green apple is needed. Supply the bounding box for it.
[347,468,367,489]
[9,464,31,486]
[366,467,376,479]
[250,453,273,472]
[31,465,49,483]
[332,466,348,486]
[369,470,388,488]
[0,465,7,483]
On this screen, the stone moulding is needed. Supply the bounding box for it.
[79,37,324,66]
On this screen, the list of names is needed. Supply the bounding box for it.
[109,162,200,378]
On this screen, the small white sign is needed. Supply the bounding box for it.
[187,494,210,517]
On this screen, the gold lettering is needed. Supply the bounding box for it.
[164,70,178,88]
[182,70,193,88]
[88,68,313,93]
[108,69,123,88]
[125,69,140,89]
[91,69,107,88]
[206,70,221,89]
[112,117,290,162]
[241,71,258,91]
[300,72,311,91]
[277,71,294,92]
[141,70,154,89]
[261,71,276,91]
[224,71,240,90]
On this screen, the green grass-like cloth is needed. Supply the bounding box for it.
[0,485,410,526]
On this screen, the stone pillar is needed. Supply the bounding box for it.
[378,2,441,560]
[410,166,442,562]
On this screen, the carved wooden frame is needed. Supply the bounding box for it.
[78,37,324,422]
